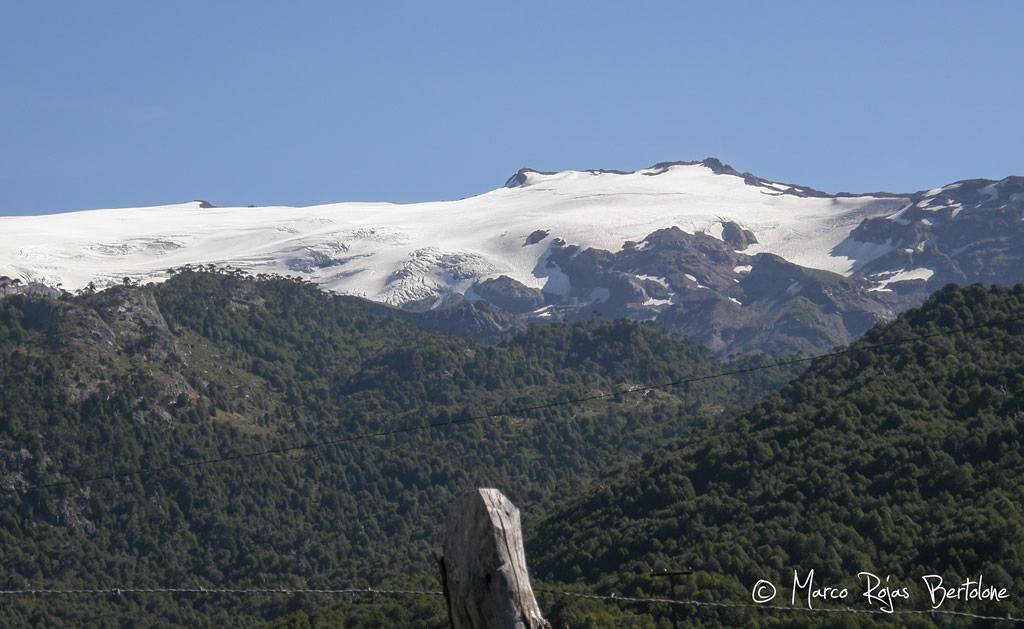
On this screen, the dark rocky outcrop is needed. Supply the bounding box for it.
[472,275,545,314]
[721,221,758,250]
[525,229,549,246]
[95,286,184,365]
[341,294,525,345]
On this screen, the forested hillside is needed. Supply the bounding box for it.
[0,270,795,627]
[524,283,1024,627]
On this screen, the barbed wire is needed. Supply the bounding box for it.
[2,584,1020,624]
[7,312,1023,494]
[0,586,442,597]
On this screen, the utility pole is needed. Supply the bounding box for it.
[650,570,693,629]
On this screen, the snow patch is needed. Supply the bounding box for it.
[535,248,572,297]
[733,265,752,274]
[683,273,711,290]
[870,267,934,292]
[830,238,896,274]
[704,222,725,241]
[634,274,668,287]
[887,203,912,221]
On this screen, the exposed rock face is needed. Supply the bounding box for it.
[95,286,184,365]
[472,276,545,314]
[721,221,757,250]
[340,294,525,344]
[92,286,193,410]
[409,299,526,344]
[845,177,1024,290]
[508,231,903,356]
[0,279,62,299]
[525,229,549,246]
[6,287,193,421]
[504,168,555,188]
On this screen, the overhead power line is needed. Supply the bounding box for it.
[537,589,1024,624]
[2,584,1021,624]
[0,586,441,597]
[5,312,1023,494]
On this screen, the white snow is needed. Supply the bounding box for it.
[869,267,935,292]
[887,203,912,222]
[634,274,668,287]
[890,268,934,282]
[704,222,725,241]
[830,238,896,274]
[683,273,711,290]
[0,163,908,307]
[733,265,752,274]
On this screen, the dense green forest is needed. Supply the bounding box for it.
[520,283,1024,627]
[0,270,796,627]
[4,273,1021,627]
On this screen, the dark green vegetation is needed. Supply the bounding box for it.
[526,283,1024,627]
[0,270,796,627]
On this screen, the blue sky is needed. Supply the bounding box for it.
[2,1,1022,215]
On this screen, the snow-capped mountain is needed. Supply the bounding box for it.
[3,158,1022,355]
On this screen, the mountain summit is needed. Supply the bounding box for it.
[3,160,1022,355]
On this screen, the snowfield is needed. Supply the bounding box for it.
[1,162,908,306]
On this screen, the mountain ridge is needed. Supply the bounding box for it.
[3,159,1022,356]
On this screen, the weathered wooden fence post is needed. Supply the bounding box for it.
[441,488,551,629]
